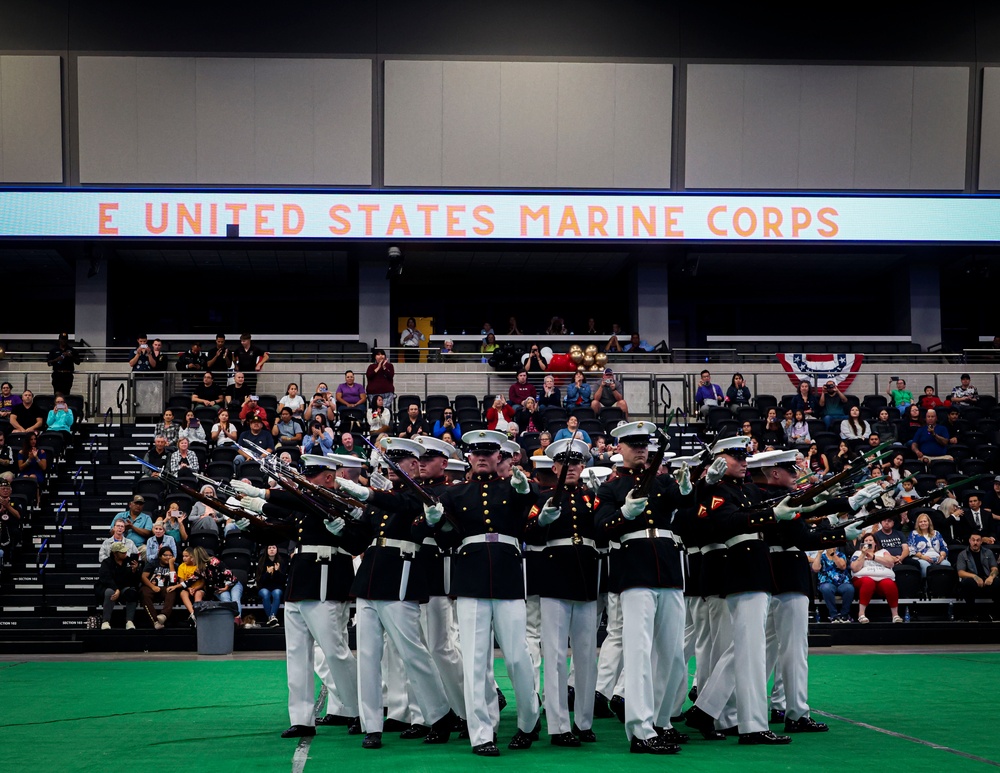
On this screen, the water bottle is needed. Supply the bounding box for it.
[947,602,955,621]
[443,329,447,335]
[813,608,820,623]
[904,606,910,623]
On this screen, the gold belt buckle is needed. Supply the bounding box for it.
[646,528,657,539]
[572,535,582,546]
[377,537,387,547]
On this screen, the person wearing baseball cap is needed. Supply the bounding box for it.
[110,495,153,553]
[96,538,142,630]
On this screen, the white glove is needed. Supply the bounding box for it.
[538,499,560,526]
[844,521,863,542]
[234,518,251,531]
[705,457,728,485]
[325,517,345,536]
[240,497,266,514]
[230,480,266,498]
[673,462,692,496]
[826,514,840,527]
[621,490,648,520]
[849,483,883,511]
[424,502,445,526]
[349,506,364,521]
[510,467,530,494]
[773,495,824,521]
[336,477,370,502]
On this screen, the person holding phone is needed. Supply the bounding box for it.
[886,377,914,416]
[591,368,629,419]
[180,410,207,444]
[850,532,901,623]
[128,334,158,372]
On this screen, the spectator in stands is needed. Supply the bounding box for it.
[166,437,199,475]
[762,407,785,448]
[949,373,979,411]
[725,372,752,412]
[873,516,915,566]
[10,390,44,434]
[933,498,967,546]
[96,541,142,630]
[167,546,207,627]
[941,405,964,446]
[0,429,13,476]
[524,345,548,373]
[508,317,522,335]
[163,504,188,546]
[898,403,923,444]
[787,409,811,447]
[239,394,269,426]
[0,382,21,423]
[399,403,430,438]
[143,435,170,470]
[811,547,854,622]
[481,321,495,339]
[985,476,1000,515]
[233,333,269,392]
[537,374,561,412]
[546,316,568,335]
[440,430,457,447]
[177,342,209,390]
[695,370,725,417]
[806,441,830,478]
[590,435,613,466]
[438,338,456,359]
[907,512,950,577]
[334,432,366,460]
[509,369,537,410]
[365,349,396,408]
[235,415,273,470]
[604,322,625,352]
[149,339,168,372]
[623,332,653,352]
[128,334,160,372]
[886,377,914,415]
[839,405,871,448]
[918,385,947,411]
[211,410,238,447]
[99,518,137,561]
[955,533,999,622]
[301,417,335,456]
[155,409,180,448]
[17,433,47,491]
[47,333,81,396]
[45,394,74,435]
[882,452,909,486]
[827,440,851,476]
[207,334,232,378]
[964,494,995,544]
[486,395,515,433]
[591,368,628,419]
[367,395,391,438]
[256,544,286,627]
[871,408,899,445]
[112,495,153,551]
[188,485,223,532]
[564,371,593,410]
[818,379,848,428]
[278,382,305,418]
[179,411,207,445]
[789,380,819,418]
[850,532,902,624]
[335,370,367,411]
[515,397,546,435]
[145,518,177,563]
[480,333,498,359]
[272,407,304,449]
[192,372,225,411]
[584,318,599,335]
[205,554,244,625]
[554,415,592,446]
[433,408,461,440]
[910,408,953,464]
[140,544,177,630]
[225,371,252,410]
[303,386,336,424]
[533,431,553,457]
[0,479,21,564]
[400,317,425,362]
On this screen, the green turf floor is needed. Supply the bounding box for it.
[1,653,997,772]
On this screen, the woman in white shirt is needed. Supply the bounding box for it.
[367,395,391,437]
[278,382,305,418]
[211,409,238,446]
[850,532,901,623]
[839,405,871,444]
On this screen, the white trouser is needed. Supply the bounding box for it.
[415,596,467,719]
[695,595,737,729]
[727,591,771,734]
[285,600,357,727]
[671,596,710,715]
[356,598,450,733]
[620,587,685,741]
[525,594,543,697]
[765,601,785,711]
[567,592,606,689]
[384,635,422,724]
[767,592,810,721]
[456,597,540,747]
[595,591,623,697]
[540,597,598,734]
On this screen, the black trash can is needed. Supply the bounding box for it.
[194,600,238,655]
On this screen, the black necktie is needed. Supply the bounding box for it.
[974,512,982,529]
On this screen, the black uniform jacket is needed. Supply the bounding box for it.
[351,487,431,602]
[525,484,599,601]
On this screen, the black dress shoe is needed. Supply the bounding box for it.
[572,723,597,742]
[688,685,699,702]
[472,742,500,757]
[400,724,430,739]
[424,711,455,744]
[529,719,541,741]
[682,705,715,733]
[566,685,575,711]
[784,716,829,733]
[362,732,383,749]
[315,714,349,726]
[630,736,681,754]
[769,709,786,724]
[719,726,739,737]
[551,732,581,747]
[281,725,316,738]
[593,692,615,718]
[738,730,792,745]
[382,718,408,732]
[609,695,626,723]
[657,727,690,744]
[496,687,508,712]
[456,719,469,739]
[346,717,362,735]
[508,730,534,750]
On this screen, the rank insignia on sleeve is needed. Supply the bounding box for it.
[593,497,600,510]
[711,496,725,510]
[528,505,540,520]
[697,504,707,517]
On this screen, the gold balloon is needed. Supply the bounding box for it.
[583,354,595,367]
[569,344,583,354]
[570,350,584,364]
[585,344,598,357]
[595,352,608,367]
[589,364,600,371]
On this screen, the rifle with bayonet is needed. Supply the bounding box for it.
[633,413,676,498]
[839,473,989,531]
[785,445,895,507]
[549,430,582,506]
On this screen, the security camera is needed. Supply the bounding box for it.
[388,246,402,259]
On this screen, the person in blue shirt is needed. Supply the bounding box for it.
[622,333,653,352]
[433,409,462,439]
[111,496,154,550]
[46,395,74,434]
[909,408,953,464]
[553,415,592,446]
[564,371,593,410]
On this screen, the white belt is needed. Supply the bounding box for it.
[369,538,420,555]
[525,537,597,551]
[725,533,763,548]
[621,528,676,543]
[608,540,621,550]
[422,537,439,548]
[768,545,801,554]
[461,533,521,549]
[687,546,702,555]
[702,542,726,553]
[300,544,351,558]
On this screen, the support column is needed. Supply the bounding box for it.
[74,256,109,347]
[907,260,942,352]
[631,256,670,348]
[358,256,391,351]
